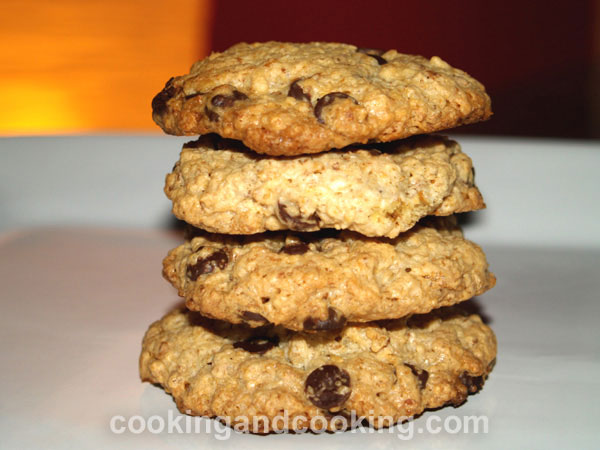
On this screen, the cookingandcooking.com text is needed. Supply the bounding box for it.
[109,409,489,440]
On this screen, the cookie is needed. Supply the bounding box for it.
[140,305,497,433]
[162,217,495,331]
[165,134,484,238]
[152,42,492,156]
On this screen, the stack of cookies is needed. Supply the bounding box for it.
[140,42,497,433]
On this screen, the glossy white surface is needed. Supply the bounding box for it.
[0,136,599,448]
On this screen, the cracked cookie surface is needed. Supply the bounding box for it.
[162,217,495,331]
[140,305,496,433]
[165,135,484,238]
[152,41,492,156]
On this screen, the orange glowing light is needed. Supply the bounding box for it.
[0,0,213,135]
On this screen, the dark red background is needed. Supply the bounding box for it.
[210,0,598,138]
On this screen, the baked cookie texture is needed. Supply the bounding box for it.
[165,134,484,238]
[152,42,492,156]
[162,217,495,331]
[140,305,497,433]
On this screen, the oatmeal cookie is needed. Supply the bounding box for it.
[162,217,495,331]
[165,135,484,238]
[152,42,491,155]
[140,305,496,433]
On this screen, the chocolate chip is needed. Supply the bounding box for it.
[240,311,269,324]
[305,365,351,410]
[324,409,353,430]
[369,54,387,64]
[288,79,311,103]
[303,307,347,332]
[151,77,176,116]
[233,335,279,354]
[234,90,249,100]
[211,90,248,108]
[459,372,484,393]
[211,94,230,108]
[405,363,429,390]
[204,105,220,122]
[186,249,228,281]
[277,202,320,231]
[280,242,309,255]
[205,90,248,122]
[405,267,412,273]
[356,47,388,65]
[314,92,358,124]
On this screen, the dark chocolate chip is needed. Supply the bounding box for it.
[368,54,387,64]
[405,267,412,273]
[233,335,279,354]
[357,47,388,65]
[233,90,248,100]
[151,77,176,116]
[305,365,351,410]
[288,79,311,103]
[186,249,229,281]
[324,409,353,430]
[277,202,320,231]
[307,212,320,226]
[303,307,347,332]
[280,242,309,255]
[325,408,352,421]
[204,105,220,122]
[211,90,248,108]
[405,363,429,390]
[240,311,269,324]
[211,94,231,108]
[314,92,358,124]
[459,372,484,393]
[205,90,248,121]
